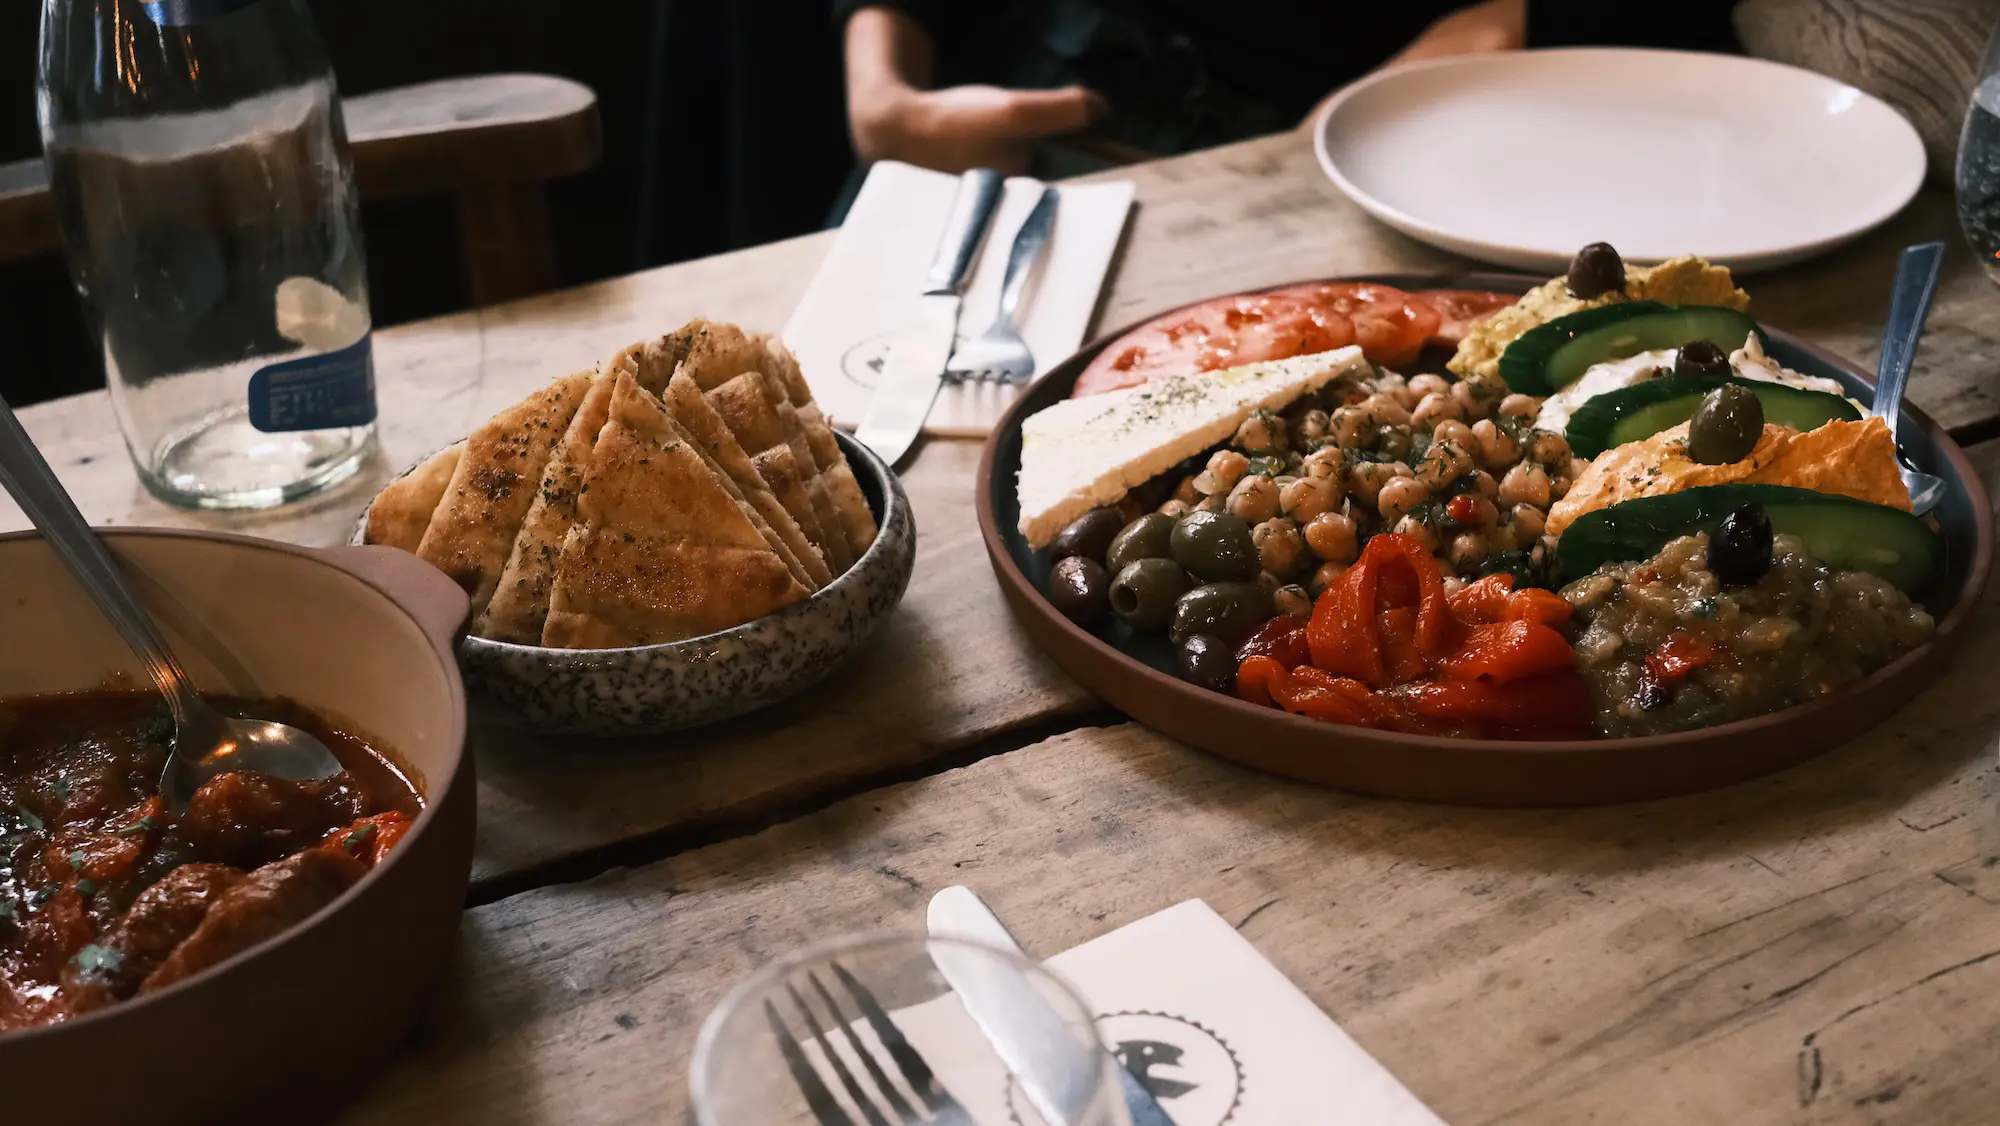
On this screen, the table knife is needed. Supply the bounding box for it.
[928,886,1176,1126]
[855,168,1004,468]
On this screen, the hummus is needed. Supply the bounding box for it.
[1449,255,1751,382]
[1546,416,1910,535]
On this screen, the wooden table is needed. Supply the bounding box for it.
[8,131,2000,1124]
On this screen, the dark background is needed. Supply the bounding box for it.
[0,0,856,406]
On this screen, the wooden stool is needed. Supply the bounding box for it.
[0,73,601,308]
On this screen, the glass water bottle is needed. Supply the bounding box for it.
[37,0,377,510]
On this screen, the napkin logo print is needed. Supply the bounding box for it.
[1003,1011,1243,1126]
[839,330,970,392]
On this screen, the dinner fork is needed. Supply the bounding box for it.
[768,962,976,1125]
[945,186,1059,385]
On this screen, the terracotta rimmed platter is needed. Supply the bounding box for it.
[975,274,1993,806]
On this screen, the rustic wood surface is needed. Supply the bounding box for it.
[6,127,2000,1121]
[342,442,2000,1125]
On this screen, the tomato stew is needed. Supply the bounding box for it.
[0,692,419,1033]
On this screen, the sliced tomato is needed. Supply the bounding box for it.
[1414,290,1517,348]
[1072,293,1355,397]
[1268,282,1439,368]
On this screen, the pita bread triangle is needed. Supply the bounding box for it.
[415,370,594,616]
[475,369,618,643]
[540,371,810,649]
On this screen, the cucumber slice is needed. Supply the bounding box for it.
[1564,375,1861,458]
[1555,484,1941,593]
[1499,302,1766,395]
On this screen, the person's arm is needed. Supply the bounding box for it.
[1301,0,1526,126]
[843,4,1104,174]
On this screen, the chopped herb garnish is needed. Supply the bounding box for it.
[31,885,56,907]
[76,879,97,898]
[0,900,16,921]
[1691,598,1719,619]
[137,702,174,744]
[15,805,42,832]
[1245,455,1287,478]
[52,776,70,803]
[119,816,157,837]
[340,823,378,856]
[71,944,121,974]
[68,849,87,870]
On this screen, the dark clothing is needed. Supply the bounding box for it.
[836,1,1742,156]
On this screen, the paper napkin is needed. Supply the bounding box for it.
[889,900,1447,1125]
[782,160,1134,436]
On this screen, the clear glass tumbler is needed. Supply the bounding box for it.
[1957,13,2000,284]
[692,934,1131,1126]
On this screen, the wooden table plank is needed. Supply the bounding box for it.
[9,130,2000,894]
[340,437,2000,1125]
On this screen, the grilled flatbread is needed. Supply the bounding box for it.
[475,371,618,642]
[541,372,809,648]
[611,338,830,589]
[365,442,463,553]
[707,370,855,573]
[658,372,829,588]
[753,335,877,558]
[416,371,594,614]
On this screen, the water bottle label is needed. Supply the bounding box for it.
[248,334,378,433]
[143,0,265,26]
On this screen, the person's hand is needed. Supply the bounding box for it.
[851,82,1107,175]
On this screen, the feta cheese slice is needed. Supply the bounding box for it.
[1016,347,1366,549]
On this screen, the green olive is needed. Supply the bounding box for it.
[1170,581,1275,646]
[1109,558,1191,630]
[1175,633,1238,694]
[1106,513,1177,574]
[1686,383,1764,465]
[1049,507,1124,564]
[1170,510,1260,582]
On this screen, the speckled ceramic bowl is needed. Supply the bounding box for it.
[361,431,915,736]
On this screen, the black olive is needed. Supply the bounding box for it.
[1170,510,1260,582]
[1685,384,1764,465]
[1110,558,1191,631]
[1708,503,1774,588]
[1048,507,1124,564]
[1566,242,1626,299]
[1106,513,1177,574]
[1176,633,1239,694]
[1673,339,1730,378]
[1046,556,1111,626]
[1170,581,1275,646]
[1635,678,1673,711]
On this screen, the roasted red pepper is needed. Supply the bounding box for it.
[1244,532,1592,736]
[1307,533,1455,686]
[1438,619,1576,684]
[1236,614,1310,670]
[1385,674,1593,733]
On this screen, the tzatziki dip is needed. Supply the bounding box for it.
[1536,333,1850,433]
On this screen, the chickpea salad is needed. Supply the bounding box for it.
[1023,243,1947,739]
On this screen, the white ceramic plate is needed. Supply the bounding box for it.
[1314,48,1926,273]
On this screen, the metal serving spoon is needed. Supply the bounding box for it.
[1872,241,1948,517]
[0,394,343,813]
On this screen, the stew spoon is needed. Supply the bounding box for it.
[0,393,343,813]
[1872,241,1948,516]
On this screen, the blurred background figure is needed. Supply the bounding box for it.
[835,2,1742,184]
